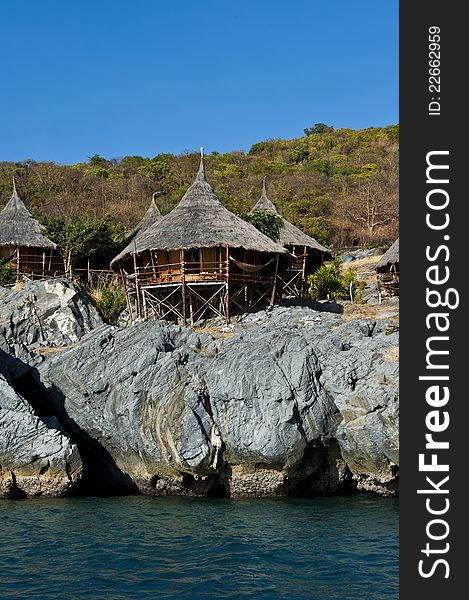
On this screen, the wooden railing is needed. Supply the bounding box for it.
[126,260,274,286]
[9,252,66,278]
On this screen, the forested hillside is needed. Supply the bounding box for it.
[0,125,398,247]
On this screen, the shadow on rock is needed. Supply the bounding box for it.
[1,348,139,497]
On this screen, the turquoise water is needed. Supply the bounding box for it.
[0,496,398,599]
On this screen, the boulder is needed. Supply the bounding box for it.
[0,373,83,498]
[0,278,103,357]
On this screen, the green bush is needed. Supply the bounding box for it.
[307,259,362,301]
[242,209,284,241]
[0,264,16,287]
[90,284,127,325]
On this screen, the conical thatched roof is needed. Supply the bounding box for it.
[111,196,163,265]
[376,238,399,271]
[250,178,330,253]
[127,195,162,241]
[0,182,56,249]
[111,153,287,267]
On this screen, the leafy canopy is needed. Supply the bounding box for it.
[40,215,127,269]
[304,123,335,136]
[242,209,283,241]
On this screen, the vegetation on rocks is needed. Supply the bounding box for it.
[88,281,127,325]
[0,264,16,287]
[1,125,398,248]
[307,259,363,302]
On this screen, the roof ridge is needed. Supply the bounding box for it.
[195,147,205,181]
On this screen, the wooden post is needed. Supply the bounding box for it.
[150,251,157,280]
[87,259,91,284]
[225,244,230,323]
[142,288,148,319]
[42,251,46,277]
[121,268,133,323]
[270,255,280,305]
[189,289,194,325]
[181,249,187,326]
[133,252,141,317]
[301,245,308,297]
[16,247,20,275]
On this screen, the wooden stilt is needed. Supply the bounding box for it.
[189,289,194,325]
[225,245,230,323]
[121,268,133,323]
[301,245,308,297]
[150,251,157,280]
[181,249,187,326]
[270,255,280,305]
[133,252,141,317]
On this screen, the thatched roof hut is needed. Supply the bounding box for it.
[376,238,399,272]
[0,182,57,251]
[111,156,287,269]
[376,238,399,299]
[249,178,330,254]
[111,152,290,323]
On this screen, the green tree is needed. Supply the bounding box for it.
[88,154,108,166]
[137,158,170,180]
[243,209,283,241]
[41,216,127,273]
[304,123,335,136]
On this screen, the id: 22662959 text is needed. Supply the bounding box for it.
[428,26,441,116]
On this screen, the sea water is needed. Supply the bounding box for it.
[0,495,398,599]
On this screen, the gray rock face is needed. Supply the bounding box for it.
[0,373,83,498]
[314,319,399,494]
[35,306,399,497]
[0,278,103,365]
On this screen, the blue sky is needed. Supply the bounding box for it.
[0,1,398,164]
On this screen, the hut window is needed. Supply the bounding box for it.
[186,249,200,264]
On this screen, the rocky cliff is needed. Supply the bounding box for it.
[0,279,399,498]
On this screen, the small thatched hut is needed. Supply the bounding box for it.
[0,182,63,277]
[111,151,289,323]
[112,195,163,269]
[127,194,162,242]
[376,238,399,298]
[249,178,331,296]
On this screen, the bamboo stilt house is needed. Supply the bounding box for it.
[0,181,63,277]
[249,178,331,297]
[111,151,289,324]
[376,238,399,299]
